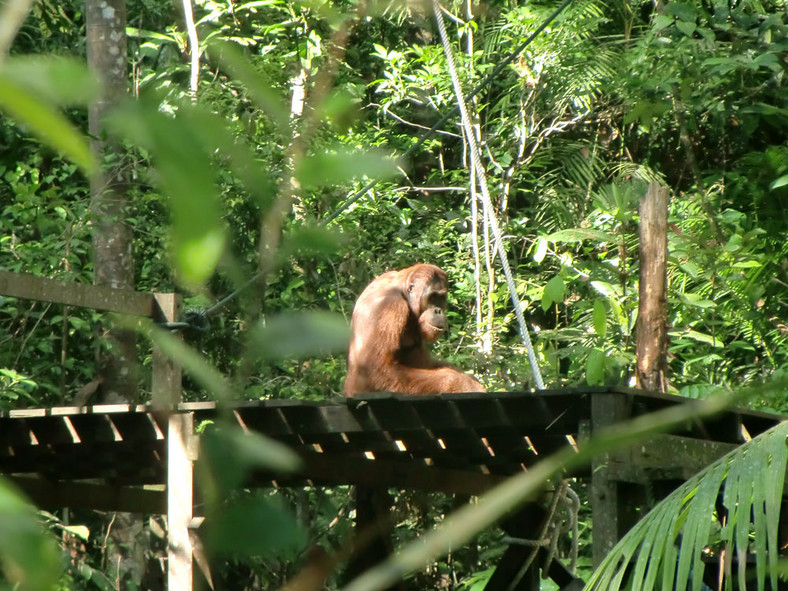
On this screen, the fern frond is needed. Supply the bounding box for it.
[586,420,788,591]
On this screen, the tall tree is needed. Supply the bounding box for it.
[86,0,137,403]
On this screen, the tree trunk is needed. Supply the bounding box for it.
[86,0,137,403]
[635,182,669,393]
[86,3,152,588]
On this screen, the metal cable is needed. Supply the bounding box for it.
[433,0,545,389]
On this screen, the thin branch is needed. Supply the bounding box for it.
[181,0,200,101]
[0,0,34,62]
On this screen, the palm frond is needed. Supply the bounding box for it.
[586,420,788,591]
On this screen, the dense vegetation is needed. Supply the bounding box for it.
[1,0,787,589]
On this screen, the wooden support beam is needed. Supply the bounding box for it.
[275,455,505,495]
[9,477,165,513]
[0,271,155,316]
[168,412,194,591]
[607,434,737,482]
[590,393,635,568]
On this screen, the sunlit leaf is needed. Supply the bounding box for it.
[544,228,616,244]
[586,349,606,385]
[593,300,607,338]
[770,175,788,190]
[541,275,566,311]
[533,236,548,263]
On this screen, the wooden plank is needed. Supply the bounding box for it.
[0,271,155,316]
[10,477,166,513]
[168,412,194,591]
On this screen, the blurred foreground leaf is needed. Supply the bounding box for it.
[0,70,94,174]
[247,311,350,360]
[108,99,228,287]
[0,479,61,591]
[297,148,399,190]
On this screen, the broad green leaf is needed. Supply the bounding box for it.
[0,75,94,174]
[533,236,548,263]
[652,14,674,31]
[541,276,565,311]
[206,495,306,557]
[279,225,344,259]
[731,260,761,269]
[593,300,607,338]
[681,330,722,348]
[247,311,349,360]
[678,293,716,309]
[296,148,399,190]
[146,323,231,401]
[586,349,606,385]
[675,20,696,36]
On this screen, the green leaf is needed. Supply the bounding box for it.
[586,349,606,385]
[296,148,399,190]
[1,57,99,105]
[533,237,548,263]
[679,330,723,348]
[541,276,566,311]
[652,14,674,31]
[769,175,788,190]
[675,20,696,36]
[247,311,350,360]
[0,75,95,174]
[0,479,62,591]
[593,300,607,338]
[678,293,716,309]
[146,324,231,400]
[107,100,226,287]
[210,41,289,132]
[731,260,761,269]
[544,228,616,244]
[206,495,306,558]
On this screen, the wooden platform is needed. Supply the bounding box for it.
[0,387,782,512]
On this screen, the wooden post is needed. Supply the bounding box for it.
[152,293,182,408]
[168,412,194,591]
[636,182,670,393]
[150,293,192,590]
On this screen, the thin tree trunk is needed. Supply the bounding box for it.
[86,0,137,403]
[635,182,669,393]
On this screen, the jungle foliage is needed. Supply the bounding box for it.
[0,0,787,589]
